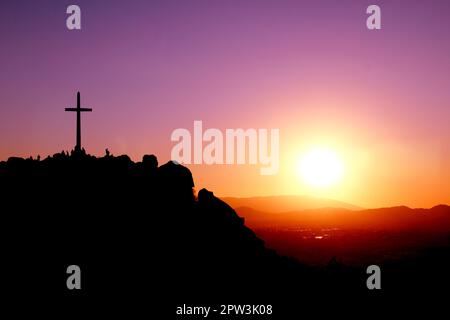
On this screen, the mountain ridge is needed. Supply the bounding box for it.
[235,204,450,231]
[221,194,362,212]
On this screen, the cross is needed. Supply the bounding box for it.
[65,92,92,151]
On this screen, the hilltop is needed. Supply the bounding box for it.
[1,149,449,315]
[1,150,354,313]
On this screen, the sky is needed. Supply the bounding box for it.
[0,0,449,208]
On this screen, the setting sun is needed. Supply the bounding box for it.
[297,148,344,188]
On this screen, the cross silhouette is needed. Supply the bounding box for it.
[65,92,92,151]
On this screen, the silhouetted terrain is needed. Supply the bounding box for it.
[236,205,450,231]
[0,150,344,315]
[1,150,449,315]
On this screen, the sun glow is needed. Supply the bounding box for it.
[297,148,344,188]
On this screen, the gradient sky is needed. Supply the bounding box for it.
[0,0,449,208]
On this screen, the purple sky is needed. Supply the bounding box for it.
[0,0,449,207]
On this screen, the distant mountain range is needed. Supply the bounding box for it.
[221,194,362,213]
[235,204,450,231]
[236,204,450,268]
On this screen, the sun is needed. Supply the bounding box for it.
[297,148,344,188]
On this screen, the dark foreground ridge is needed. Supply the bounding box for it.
[0,150,447,315]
